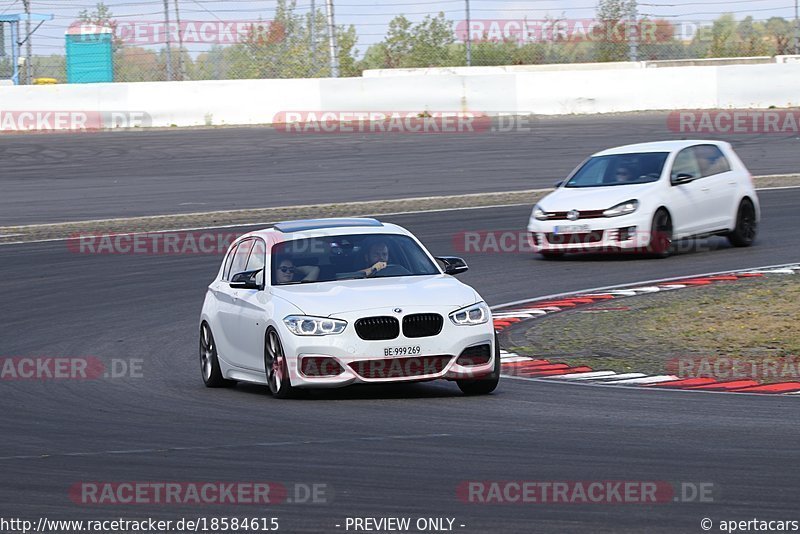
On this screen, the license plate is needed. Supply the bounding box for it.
[554,224,590,234]
[383,345,422,357]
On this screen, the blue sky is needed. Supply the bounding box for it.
[1,0,797,56]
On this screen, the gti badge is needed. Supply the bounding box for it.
[567,210,580,221]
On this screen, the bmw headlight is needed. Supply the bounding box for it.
[533,204,550,221]
[284,316,347,336]
[449,302,490,326]
[603,199,639,217]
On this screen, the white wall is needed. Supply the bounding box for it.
[513,65,720,115]
[0,78,322,128]
[716,63,800,109]
[0,62,798,130]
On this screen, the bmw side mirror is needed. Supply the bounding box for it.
[436,256,469,276]
[230,270,262,290]
[554,180,564,188]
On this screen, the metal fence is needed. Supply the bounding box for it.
[8,0,800,84]
[0,20,11,81]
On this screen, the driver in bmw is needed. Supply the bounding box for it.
[358,241,389,277]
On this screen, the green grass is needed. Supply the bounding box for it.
[508,275,800,381]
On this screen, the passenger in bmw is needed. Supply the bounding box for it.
[274,258,320,285]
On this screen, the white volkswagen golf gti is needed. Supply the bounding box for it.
[527,140,760,258]
[199,218,499,398]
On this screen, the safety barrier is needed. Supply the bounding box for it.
[0,61,798,129]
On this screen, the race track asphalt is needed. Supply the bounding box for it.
[2,112,799,225]
[0,188,798,533]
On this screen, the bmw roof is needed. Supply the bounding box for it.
[272,218,384,233]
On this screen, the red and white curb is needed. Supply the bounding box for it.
[492,263,800,396]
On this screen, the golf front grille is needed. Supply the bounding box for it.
[545,231,604,245]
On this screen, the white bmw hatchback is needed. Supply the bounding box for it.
[199,218,499,397]
[527,140,760,258]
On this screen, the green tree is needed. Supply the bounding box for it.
[193,46,228,80]
[688,24,713,58]
[710,14,739,57]
[336,25,359,76]
[0,56,13,80]
[114,46,161,82]
[360,12,456,70]
[227,0,358,79]
[736,16,769,56]
[637,18,690,60]
[595,0,634,62]
[468,39,550,66]
[407,13,456,66]
[32,54,66,80]
[382,15,414,68]
[764,17,793,55]
[78,2,123,53]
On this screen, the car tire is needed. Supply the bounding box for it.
[540,252,564,260]
[647,209,673,258]
[727,199,757,247]
[457,335,501,396]
[265,328,296,399]
[200,322,235,388]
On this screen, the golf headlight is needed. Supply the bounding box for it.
[603,199,639,217]
[284,316,347,336]
[533,204,549,221]
[449,302,490,326]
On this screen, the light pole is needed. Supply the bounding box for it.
[23,0,31,84]
[794,0,799,54]
[465,0,472,66]
[310,0,316,72]
[174,0,184,80]
[162,0,173,81]
[628,0,638,62]
[324,0,338,77]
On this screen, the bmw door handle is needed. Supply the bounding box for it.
[701,187,710,192]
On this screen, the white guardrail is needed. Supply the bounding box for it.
[0,61,798,129]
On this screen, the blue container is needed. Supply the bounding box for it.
[66,25,113,83]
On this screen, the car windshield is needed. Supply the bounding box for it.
[565,152,669,188]
[270,233,440,285]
